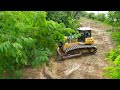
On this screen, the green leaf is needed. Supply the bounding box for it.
[12,43,23,50]
[114,55,120,65]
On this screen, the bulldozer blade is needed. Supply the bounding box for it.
[62,53,82,59]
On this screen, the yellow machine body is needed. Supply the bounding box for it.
[56,27,97,61]
[63,37,95,50]
[85,37,94,44]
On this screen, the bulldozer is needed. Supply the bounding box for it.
[56,27,97,61]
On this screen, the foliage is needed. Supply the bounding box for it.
[111,31,120,45]
[80,11,88,17]
[32,48,52,67]
[82,11,107,23]
[103,46,120,79]
[82,11,120,78]
[86,13,95,19]
[95,13,106,22]
[106,11,120,27]
[102,11,120,79]
[0,69,23,79]
[46,11,80,30]
[105,11,120,46]
[0,11,80,78]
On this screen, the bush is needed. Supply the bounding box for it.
[0,11,80,78]
[103,46,120,79]
[46,11,79,30]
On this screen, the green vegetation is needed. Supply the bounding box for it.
[82,12,106,22]
[1,11,120,79]
[103,46,120,79]
[0,11,81,79]
[46,11,81,29]
[100,11,120,79]
[82,11,120,79]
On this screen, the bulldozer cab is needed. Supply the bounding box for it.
[77,27,92,42]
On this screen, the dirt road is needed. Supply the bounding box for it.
[22,18,113,79]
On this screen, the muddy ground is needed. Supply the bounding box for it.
[22,18,114,79]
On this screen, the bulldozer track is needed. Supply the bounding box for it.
[64,45,97,54]
[22,18,114,79]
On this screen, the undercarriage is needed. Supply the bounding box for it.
[56,45,97,61]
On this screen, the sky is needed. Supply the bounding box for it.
[86,11,109,15]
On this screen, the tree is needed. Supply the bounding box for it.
[95,13,106,22]
[107,11,120,27]
[0,11,81,78]
[87,12,95,19]
[46,11,80,30]
[80,11,88,17]
[103,11,120,79]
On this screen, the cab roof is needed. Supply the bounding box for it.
[77,27,92,31]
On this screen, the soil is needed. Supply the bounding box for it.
[22,18,114,79]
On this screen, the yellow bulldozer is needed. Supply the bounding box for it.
[56,27,97,61]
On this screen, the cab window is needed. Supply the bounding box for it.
[85,31,91,38]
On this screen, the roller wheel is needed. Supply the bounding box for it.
[89,48,97,54]
[93,48,97,54]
